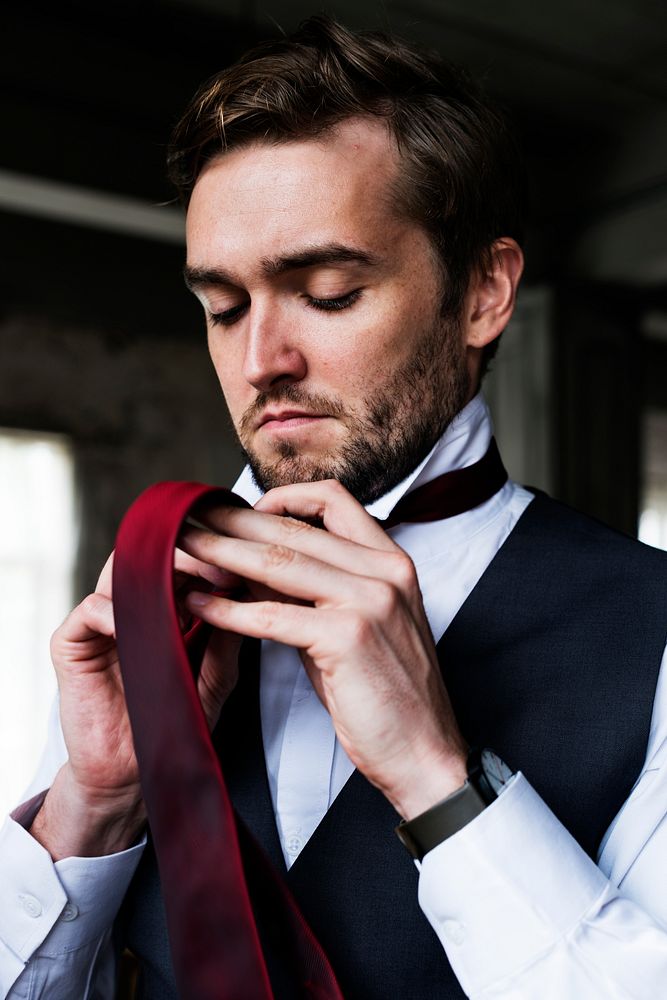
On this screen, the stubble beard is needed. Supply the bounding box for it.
[237,316,470,506]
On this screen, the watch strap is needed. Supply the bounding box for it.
[395,780,488,861]
[395,748,509,861]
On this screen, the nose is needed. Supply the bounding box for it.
[242,302,307,392]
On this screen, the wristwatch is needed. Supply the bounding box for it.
[395,748,513,861]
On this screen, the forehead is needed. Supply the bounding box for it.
[185,119,406,268]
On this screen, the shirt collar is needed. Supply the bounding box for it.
[232,391,494,518]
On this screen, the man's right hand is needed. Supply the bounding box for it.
[29,547,244,861]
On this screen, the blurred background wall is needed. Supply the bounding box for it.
[1,0,666,810]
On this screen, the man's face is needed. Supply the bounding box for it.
[185,119,472,504]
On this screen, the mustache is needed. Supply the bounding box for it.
[239,384,345,436]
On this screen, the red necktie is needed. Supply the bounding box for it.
[381,437,507,529]
[112,439,506,999]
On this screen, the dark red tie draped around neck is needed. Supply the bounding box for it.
[112,438,507,1000]
[380,436,507,529]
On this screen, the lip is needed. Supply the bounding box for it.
[256,409,329,430]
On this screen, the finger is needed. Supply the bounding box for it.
[68,593,116,641]
[173,546,242,591]
[197,628,243,730]
[178,525,398,608]
[254,480,397,549]
[94,544,242,602]
[95,552,115,597]
[199,480,396,552]
[181,507,409,588]
[186,591,327,652]
[178,515,425,625]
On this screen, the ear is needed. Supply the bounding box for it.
[464,238,524,352]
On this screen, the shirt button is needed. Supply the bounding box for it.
[285,835,303,857]
[19,894,42,918]
[61,902,79,922]
[442,919,466,945]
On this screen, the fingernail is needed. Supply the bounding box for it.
[186,592,212,608]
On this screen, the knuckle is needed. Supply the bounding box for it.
[256,602,277,631]
[280,516,313,538]
[371,580,401,618]
[49,623,64,657]
[347,610,372,644]
[376,582,401,618]
[324,478,347,497]
[263,543,296,570]
[199,666,233,706]
[389,551,418,591]
[80,593,104,618]
[197,528,220,554]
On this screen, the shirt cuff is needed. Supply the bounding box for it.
[0,812,145,978]
[417,772,610,996]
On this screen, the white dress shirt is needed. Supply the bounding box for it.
[1,393,667,999]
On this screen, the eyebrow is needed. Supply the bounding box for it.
[183,243,382,291]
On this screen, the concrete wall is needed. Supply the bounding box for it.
[0,311,242,598]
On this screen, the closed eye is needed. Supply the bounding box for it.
[207,289,362,327]
[305,290,362,311]
[208,302,249,327]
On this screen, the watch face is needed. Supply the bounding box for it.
[480,749,514,795]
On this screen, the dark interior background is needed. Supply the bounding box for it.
[2,0,667,594]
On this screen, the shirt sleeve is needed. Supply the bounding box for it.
[0,698,145,1000]
[417,646,667,999]
[0,816,144,999]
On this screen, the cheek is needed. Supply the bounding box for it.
[349,312,420,376]
[207,333,249,423]
[305,315,415,398]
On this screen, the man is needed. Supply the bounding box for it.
[1,14,667,999]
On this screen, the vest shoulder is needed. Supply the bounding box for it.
[522,490,667,575]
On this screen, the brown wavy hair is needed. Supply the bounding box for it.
[168,14,527,369]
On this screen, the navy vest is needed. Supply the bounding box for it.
[117,493,667,998]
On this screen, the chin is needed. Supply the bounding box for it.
[249,454,341,493]
[241,429,338,484]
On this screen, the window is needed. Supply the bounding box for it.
[0,430,77,815]
[639,410,667,551]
